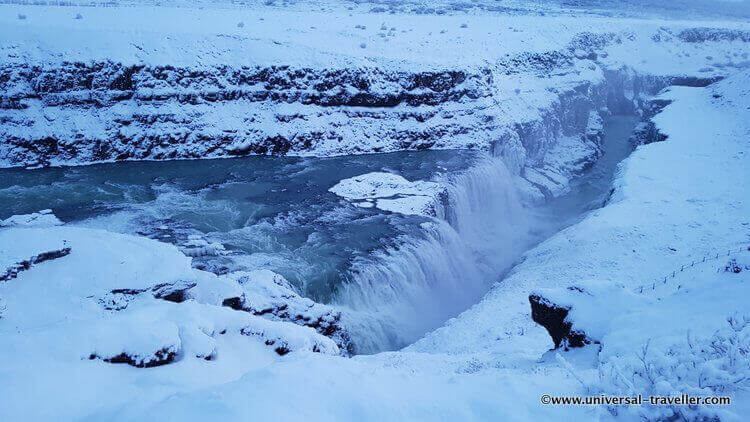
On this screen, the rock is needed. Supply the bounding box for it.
[221,296,245,310]
[0,210,63,227]
[724,258,743,274]
[151,281,198,303]
[529,293,591,350]
[224,270,354,355]
[0,246,72,282]
[328,172,446,217]
[239,324,337,356]
[0,37,670,173]
[98,280,197,310]
[89,346,177,368]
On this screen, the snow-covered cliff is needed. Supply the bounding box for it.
[1,2,749,420]
[2,4,747,198]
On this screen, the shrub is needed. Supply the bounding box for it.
[594,315,750,420]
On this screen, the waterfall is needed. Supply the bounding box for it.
[334,154,533,353]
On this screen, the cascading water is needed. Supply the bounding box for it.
[333,115,641,353]
[0,115,638,355]
[335,155,534,353]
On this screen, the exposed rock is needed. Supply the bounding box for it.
[529,293,591,350]
[724,258,744,274]
[151,281,198,303]
[239,325,335,356]
[0,246,71,282]
[89,346,177,368]
[98,280,197,310]
[0,34,667,180]
[223,270,354,355]
[221,296,245,310]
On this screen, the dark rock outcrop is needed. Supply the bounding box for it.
[217,271,355,355]
[529,293,591,350]
[98,280,197,310]
[222,292,354,356]
[239,326,329,356]
[0,247,71,282]
[88,347,177,368]
[151,281,197,303]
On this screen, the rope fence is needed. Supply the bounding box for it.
[635,245,750,294]
[0,1,120,6]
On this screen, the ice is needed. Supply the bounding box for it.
[329,171,445,216]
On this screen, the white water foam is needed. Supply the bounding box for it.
[335,155,533,353]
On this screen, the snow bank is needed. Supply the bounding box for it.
[0,209,62,227]
[0,223,344,419]
[409,69,750,418]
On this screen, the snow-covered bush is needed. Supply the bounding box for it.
[74,13,83,20]
[237,21,245,28]
[724,258,744,274]
[17,13,26,20]
[595,315,750,420]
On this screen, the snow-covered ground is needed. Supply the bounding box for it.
[1,1,750,420]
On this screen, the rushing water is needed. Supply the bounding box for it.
[0,116,639,353]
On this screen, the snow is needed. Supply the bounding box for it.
[409,70,750,417]
[4,72,746,417]
[0,225,340,419]
[0,1,749,420]
[0,209,62,227]
[329,171,445,216]
[1,2,748,173]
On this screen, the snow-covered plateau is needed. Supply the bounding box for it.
[0,1,749,420]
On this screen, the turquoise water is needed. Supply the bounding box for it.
[0,150,478,303]
[0,116,639,351]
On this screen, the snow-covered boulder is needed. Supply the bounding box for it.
[329,172,446,217]
[87,316,181,368]
[530,281,645,349]
[239,316,340,356]
[0,225,341,374]
[180,234,227,257]
[0,209,62,227]
[225,270,353,355]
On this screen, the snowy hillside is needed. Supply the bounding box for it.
[1,1,749,421]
